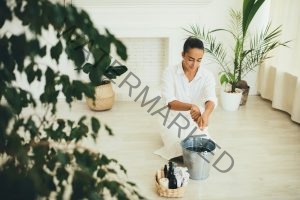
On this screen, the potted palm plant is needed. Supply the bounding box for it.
[184,0,289,110]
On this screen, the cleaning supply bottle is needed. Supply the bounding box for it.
[164,164,168,178]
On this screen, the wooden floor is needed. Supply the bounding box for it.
[54,96,300,200]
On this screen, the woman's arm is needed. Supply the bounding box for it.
[167,100,193,111]
[169,101,202,122]
[196,100,215,130]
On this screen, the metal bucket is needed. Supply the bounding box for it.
[181,135,216,180]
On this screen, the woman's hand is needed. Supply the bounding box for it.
[196,112,209,130]
[190,104,201,122]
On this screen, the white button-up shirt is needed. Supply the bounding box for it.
[161,63,218,112]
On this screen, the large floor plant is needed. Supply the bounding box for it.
[184,0,289,97]
[0,0,143,199]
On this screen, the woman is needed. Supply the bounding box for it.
[154,37,218,161]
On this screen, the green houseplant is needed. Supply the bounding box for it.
[75,30,128,111]
[84,62,128,111]
[184,0,289,106]
[56,5,128,111]
[0,0,143,199]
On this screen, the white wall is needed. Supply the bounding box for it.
[72,0,272,96]
[267,0,300,74]
[73,0,242,65]
[4,0,272,100]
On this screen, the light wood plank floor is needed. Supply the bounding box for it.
[53,96,300,200]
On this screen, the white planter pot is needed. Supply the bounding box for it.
[220,88,243,111]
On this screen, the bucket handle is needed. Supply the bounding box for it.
[182,133,208,144]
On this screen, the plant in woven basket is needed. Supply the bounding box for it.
[77,31,128,110]
[59,1,129,111]
[0,0,143,199]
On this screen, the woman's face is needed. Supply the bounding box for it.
[182,48,204,71]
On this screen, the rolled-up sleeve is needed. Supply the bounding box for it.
[203,73,218,108]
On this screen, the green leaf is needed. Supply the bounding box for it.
[0,36,15,74]
[66,45,86,68]
[67,120,74,127]
[119,164,127,174]
[40,67,59,107]
[220,73,229,85]
[81,83,95,99]
[0,165,36,199]
[33,144,49,164]
[242,0,265,36]
[126,181,136,187]
[45,119,66,140]
[59,24,77,44]
[74,150,98,174]
[102,180,121,197]
[25,63,35,84]
[72,80,89,100]
[91,117,100,133]
[0,106,13,142]
[71,170,96,200]
[59,75,72,103]
[0,0,12,28]
[105,125,113,136]
[105,29,127,60]
[39,46,47,57]
[116,190,129,200]
[11,118,25,135]
[73,38,95,61]
[98,155,110,166]
[5,134,23,156]
[97,168,106,179]
[78,116,87,125]
[107,168,117,174]
[22,1,42,34]
[28,166,55,196]
[95,52,111,68]
[47,157,57,172]
[10,34,26,72]
[25,117,39,138]
[88,192,102,200]
[69,117,89,142]
[50,41,62,63]
[57,151,71,166]
[56,167,69,182]
[70,126,88,142]
[4,87,21,114]
[114,39,128,60]
[27,39,41,57]
[104,65,127,79]
[89,68,103,86]
[36,69,42,81]
[50,4,65,30]
[82,63,93,73]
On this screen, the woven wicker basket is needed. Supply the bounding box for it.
[155,170,186,198]
[86,82,115,111]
